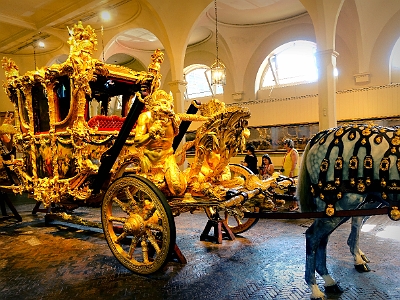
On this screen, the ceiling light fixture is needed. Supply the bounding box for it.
[33,39,45,70]
[100,10,111,22]
[100,11,111,62]
[210,0,226,88]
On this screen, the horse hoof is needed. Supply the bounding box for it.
[355,263,371,272]
[361,254,370,263]
[324,283,343,294]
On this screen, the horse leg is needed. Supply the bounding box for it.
[305,220,334,299]
[314,221,344,295]
[348,216,371,272]
[305,225,325,299]
[306,217,346,299]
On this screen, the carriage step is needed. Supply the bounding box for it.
[200,219,235,244]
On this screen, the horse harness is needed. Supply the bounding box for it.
[309,124,400,221]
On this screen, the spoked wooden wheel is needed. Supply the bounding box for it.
[101,174,176,274]
[204,164,259,234]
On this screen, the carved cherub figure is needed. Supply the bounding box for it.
[134,89,207,196]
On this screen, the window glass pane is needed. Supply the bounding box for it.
[262,68,275,87]
[260,41,317,88]
[186,68,212,98]
[185,65,223,99]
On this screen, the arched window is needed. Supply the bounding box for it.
[390,36,400,83]
[258,40,318,90]
[184,64,223,99]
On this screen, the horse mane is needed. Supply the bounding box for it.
[296,142,314,212]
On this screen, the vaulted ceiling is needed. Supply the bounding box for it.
[0,0,306,62]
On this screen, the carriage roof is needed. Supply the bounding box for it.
[2,22,160,135]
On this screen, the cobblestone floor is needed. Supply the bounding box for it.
[0,196,399,300]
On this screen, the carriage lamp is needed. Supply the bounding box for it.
[210,0,226,87]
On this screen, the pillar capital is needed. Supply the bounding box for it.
[167,80,187,114]
[315,49,339,58]
[168,80,187,93]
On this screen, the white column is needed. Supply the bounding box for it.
[316,49,339,130]
[168,80,187,114]
[168,80,188,169]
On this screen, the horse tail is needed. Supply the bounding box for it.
[296,142,314,212]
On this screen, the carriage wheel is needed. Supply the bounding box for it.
[204,164,259,234]
[101,174,176,274]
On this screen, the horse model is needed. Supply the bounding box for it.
[297,124,400,299]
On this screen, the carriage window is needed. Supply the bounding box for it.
[32,83,50,133]
[107,95,123,117]
[18,91,29,126]
[88,78,135,118]
[54,76,71,122]
[89,98,102,118]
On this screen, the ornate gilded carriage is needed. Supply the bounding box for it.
[1,22,295,275]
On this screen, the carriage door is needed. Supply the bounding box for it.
[32,83,50,133]
[54,75,71,122]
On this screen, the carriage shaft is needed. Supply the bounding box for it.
[244,207,390,219]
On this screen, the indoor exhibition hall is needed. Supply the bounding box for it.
[0,1,400,299]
